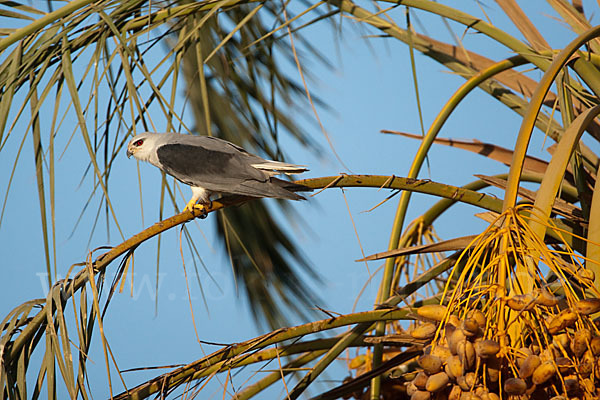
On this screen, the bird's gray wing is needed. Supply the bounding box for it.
[173,134,263,160]
[156,142,264,185]
[156,143,303,199]
[235,179,306,200]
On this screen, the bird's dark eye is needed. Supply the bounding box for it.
[133,139,144,146]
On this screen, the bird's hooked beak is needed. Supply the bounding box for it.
[126,147,133,159]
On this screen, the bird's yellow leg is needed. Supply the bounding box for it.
[183,198,210,219]
[183,198,198,213]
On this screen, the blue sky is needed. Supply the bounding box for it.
[0,1,596,398]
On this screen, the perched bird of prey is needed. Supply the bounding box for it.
[126,132,309,215]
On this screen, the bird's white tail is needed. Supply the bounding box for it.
[252,161,308,175]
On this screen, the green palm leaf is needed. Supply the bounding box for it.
[0,0,325,327]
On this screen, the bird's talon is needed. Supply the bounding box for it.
[192,203,210,219]
[183,206,194,214]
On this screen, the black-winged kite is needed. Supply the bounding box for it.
[126,132,309,215]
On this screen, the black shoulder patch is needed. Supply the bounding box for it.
[156,142,267,188]
[157,144,236,177]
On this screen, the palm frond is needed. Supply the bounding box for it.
[178,3,325,326]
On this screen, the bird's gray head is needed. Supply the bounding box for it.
[126,133,161,162]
